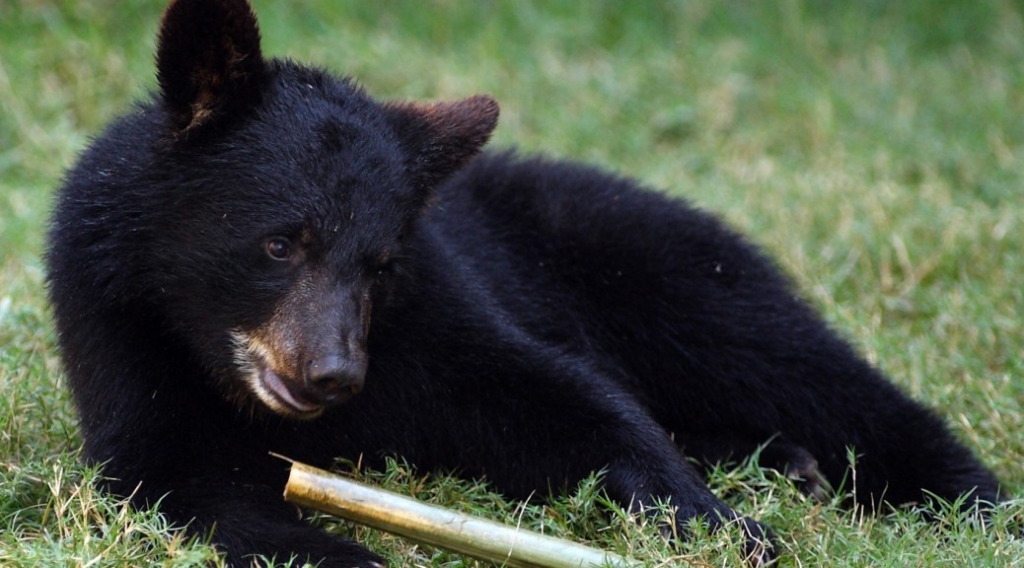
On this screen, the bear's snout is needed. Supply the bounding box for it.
[304,353,366,405]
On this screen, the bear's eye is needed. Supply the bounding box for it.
[375,250,393,276]
[265,237,293,261]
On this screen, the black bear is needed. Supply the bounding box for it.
[46,0,1001,566]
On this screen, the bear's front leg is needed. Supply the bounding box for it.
[106,464,385,568]
[82,386,386,568]
[597,417,777,566]
[359,336,778,565]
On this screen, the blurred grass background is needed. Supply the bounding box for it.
[1,0,1022,566]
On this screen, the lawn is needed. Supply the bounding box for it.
[1,0,1022,566]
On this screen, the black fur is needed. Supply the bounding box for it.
[46,1,1001,566]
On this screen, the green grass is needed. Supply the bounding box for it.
[2,0,1022,565]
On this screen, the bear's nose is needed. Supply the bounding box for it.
[305,355,366,402]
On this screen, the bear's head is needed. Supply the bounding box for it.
[50,0,498,420]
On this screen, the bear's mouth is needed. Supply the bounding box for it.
[230,329,324,419]
[257,367,323,417]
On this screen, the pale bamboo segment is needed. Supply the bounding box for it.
[283,462,636,568]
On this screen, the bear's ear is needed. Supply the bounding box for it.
[156,0,266,135]
[385,95,500,189]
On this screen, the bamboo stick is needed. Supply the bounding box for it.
[283,461,636,568]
